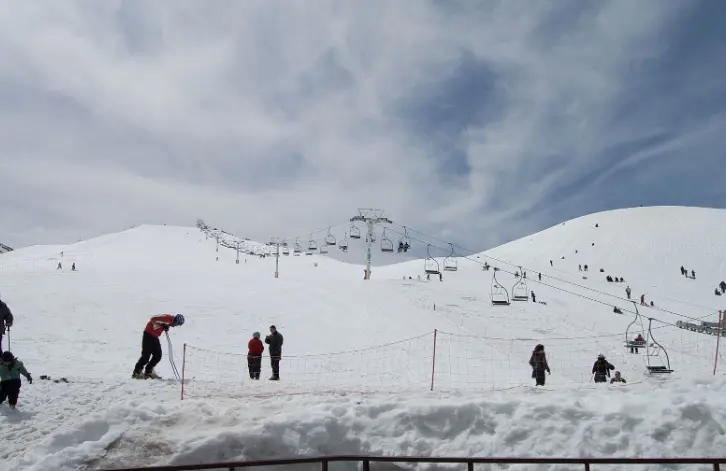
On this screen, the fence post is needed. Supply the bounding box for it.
[431,329,438,391]
[321,458,328,471]
[714,311,723,376]
[363,459,370,471]
[181,343,187,400]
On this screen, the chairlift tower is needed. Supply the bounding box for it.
[350,208,392,280]
[235,241,241,264]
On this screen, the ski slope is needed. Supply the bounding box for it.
[1,206,726,471]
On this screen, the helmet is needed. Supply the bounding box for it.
[253,332,260,339]
[598,354,605,360]
[1,351,14,362]
[173,314,185,327]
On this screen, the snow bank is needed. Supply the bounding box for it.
[9,378,726,471]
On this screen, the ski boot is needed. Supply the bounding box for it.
[145,370,162,380]
[132,371,145,379]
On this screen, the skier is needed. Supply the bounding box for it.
[528,344,551,386]
[57,262,62,270]
[0,295,13,355]
[538,273,542,281]
[640,294,646,306]
[625,286,631,299]
[592,354,615,383]
[72,262,76,271]
[630,334,645,354]
[247,332,264,380]
[0,351,32,409]
[720,281,726,294]
[579,264,582,271]
[132,313,185,379]
[265,325,284,381]
[691,270,696,279]
[610,371,626,384]
[531,291,536,303]
[680,266,685,276]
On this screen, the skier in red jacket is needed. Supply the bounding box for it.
[247,332,264,380]
[132,314,185,379]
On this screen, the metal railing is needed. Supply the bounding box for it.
[99,455,726,471]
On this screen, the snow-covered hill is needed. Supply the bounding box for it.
[1,206,725,471]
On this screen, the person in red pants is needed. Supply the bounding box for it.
[132,314,185,379]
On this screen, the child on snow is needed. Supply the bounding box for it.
[0,351,32,409]
[610,371,626,384]
[132,314,185,379]
[247,332,264,380]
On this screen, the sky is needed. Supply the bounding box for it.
[1,0,725,255]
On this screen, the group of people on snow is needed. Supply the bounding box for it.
[0,294,32,409]
[716,281,726,296]
[680,266,695,279]
[529,345,625,387]
[247,326,284,381]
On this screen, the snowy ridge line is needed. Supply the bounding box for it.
[185,331,435,357]
[437,329,623,342]
[384,223,721,322]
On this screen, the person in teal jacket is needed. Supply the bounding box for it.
[0,351,32,409]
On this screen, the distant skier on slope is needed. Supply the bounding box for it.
[132,313,185,379]
[0,351,32,409]
[0,295,13,355]
[592,354,615,383]
[625,286,631,299]
[247,332,264,380]
[528,344,550,386]
[265,325,283,381]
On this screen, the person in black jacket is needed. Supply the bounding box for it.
[0,295,14,355]
[528,344,551,386]
[592,354,615,383]
[265,325,284,381]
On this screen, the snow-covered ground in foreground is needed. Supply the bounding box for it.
[1,206,726,471]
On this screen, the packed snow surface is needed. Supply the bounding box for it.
[1,206,726,471]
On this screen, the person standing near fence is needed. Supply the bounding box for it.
[132,313,185,379]
[0,294,14,355]
[247,332,264,380]
[529,344,551,386]
[265,325,284,381]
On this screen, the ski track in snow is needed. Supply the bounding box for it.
[1,206,726,470]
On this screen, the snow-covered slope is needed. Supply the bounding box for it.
[1,206,726,471]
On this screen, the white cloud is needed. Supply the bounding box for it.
[0,0,710,252]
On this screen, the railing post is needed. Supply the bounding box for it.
[467,460,474,471]
[228,466,235,471]
[363,459,370,471]
[321,459,328,471]
[431,329,438,391]
[714,463,720,471]
[584,462,590,471]
[181,343,187,400]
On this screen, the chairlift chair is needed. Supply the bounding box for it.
[293,239,302,256]
[398,227,411,252]
[491,270,511,305]
[623,302,646,352]
[339,234,349,252]
[381,228,394,252]
[282,245,290,256]
[308,235,318,251]
[325,228,336,246]
[349,224,361,240]
[511,266,529,301]
[424,244,440,275]
[443,243,458,271]
[644,318,673,374]
[320,243,329,254]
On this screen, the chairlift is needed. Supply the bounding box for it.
[320,243,329,254]
[308,235,318,251]
[282,245,290,256]
[644,317,673,374]
[491,269,511,305]
[443,243,458,271]
[511,266,529,301]
[398,227,411,253]
[293,239,302,256]
[349,224,361,239]
[325,227,336,246]
[339,233,348,252]
[381,228,394,252]
[624,302,646,352]
[424,244,440,275]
